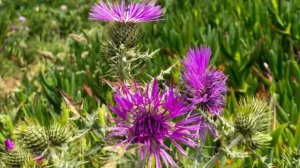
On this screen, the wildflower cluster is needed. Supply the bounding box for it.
[0,1,276,168]
[85,1,274,168]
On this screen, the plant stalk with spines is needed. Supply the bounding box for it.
[204,134,244,168]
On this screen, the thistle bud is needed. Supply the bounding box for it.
[234,97,271,137]
[47,123,73,146]
[244,133,272,150]
[1,149,28,168]
[15,121,48,154]
[108,22,141,49]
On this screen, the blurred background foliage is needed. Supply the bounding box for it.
[0,0,300,167]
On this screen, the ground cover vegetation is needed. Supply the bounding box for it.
[0,0,300,167]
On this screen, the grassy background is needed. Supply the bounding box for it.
[0,0,300,167]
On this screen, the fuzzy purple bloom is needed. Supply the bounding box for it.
[109,80,202,168]
[89,0,163,23]
[182,47,227,116]
[4,139,15,151]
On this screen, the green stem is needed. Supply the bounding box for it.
[267,94,277,165]
[118,46,129,81]
[135,151,146,168]
[193,142,203,167]
[204,134,243,168]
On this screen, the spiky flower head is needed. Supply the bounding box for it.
[4,139,15,151]
[109,80,202,168]
[182,46,227,116]
[89,0,163,23]
[107,22,141,48]
[1,150,28,168]
[1,139,28,168]
[244,133,272,150]
[234,97,271,137]
[14,120,48,155]
[234,98,272,150]
[47,123,73,146]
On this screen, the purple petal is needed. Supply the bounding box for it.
[4,139,15,151]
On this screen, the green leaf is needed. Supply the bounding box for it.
[271,123,289,147]
[294,113,300,146]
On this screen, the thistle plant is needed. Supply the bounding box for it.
[47,123,73,146]
[234,97,273,150]
[14,120,49,155]
[205,97,273,168]
[4,139,14,151]
[182,46,228,116]
[13,119,74,166]
[109,79,204,168]
[89,0,162,80]
[1,139,28,168]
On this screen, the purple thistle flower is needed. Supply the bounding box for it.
[4,139,15,151]
[182,47,227,116]
[89,0,163,23]
[109,80,201,168]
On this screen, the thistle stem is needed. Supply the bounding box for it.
[204,134,243,168]
[117,46,129,81]
[136,151,145,168]
[193,143,203,167]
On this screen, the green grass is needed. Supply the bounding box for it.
[0,0,300,167]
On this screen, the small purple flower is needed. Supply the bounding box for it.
[109,80,201,168]
[4,139,15,151]
[182,46,227,116]
[89,0,163,23]
[19,16,26,22]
